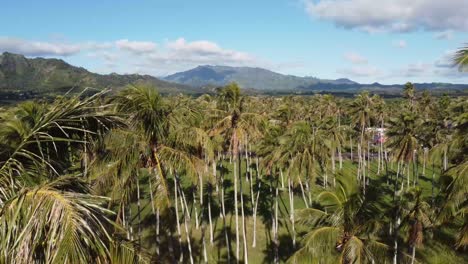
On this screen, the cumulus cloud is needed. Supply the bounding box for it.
[343,52,368,64]
[165,38,254,64]
[0,37,81,56]
[115,39,157,54]
[305,0,468,33]
[393,40,407,48]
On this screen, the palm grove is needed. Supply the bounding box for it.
[0,48,467,264]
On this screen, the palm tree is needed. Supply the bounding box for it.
[400,189,432,264]
[109,85,207,262]
[453,44,468,71]
[387,111,421,189]
[210,83,265,263]
[349,91,375,193]
[289,174,392,264]
[0,91,145,263]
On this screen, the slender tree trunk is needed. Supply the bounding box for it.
[298,179,309,208]
[208,189,214,245]
[122,203,129,240]
[393,212,400,264]
[252,180,261,248]
[148,176,160,255]
[129,205,134,240]
[410,245,416,264]
[233,154,240,261]
[422,148,427,176]
[193,187,200,230]
[180,185,194,264]
[280,170,285,189]
[174,175,184,263]
[431,161,435,206]
[136,175,142,244]
[406,163,410,189]
[288,176,296,247]
[238,152,249,264]
[274,179,280,264]
[220,171,230,261]
[443,148,447,171]
[350,136,353,161]
[252,157,261,248]
[199,174,208,263]
[339,145,343,170]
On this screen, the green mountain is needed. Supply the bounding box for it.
[0,52,197,95]
[164,65,357,90]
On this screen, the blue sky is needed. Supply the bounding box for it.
[1,0,467,84]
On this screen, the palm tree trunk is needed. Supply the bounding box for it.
[238,152,249,264]
[193,187,200,230]
[129,205,134,240]
[220,170,230,261]
[298,178,309,208]
[174,175,184,263]
[274,181,280,264]
[252,181,261,248]
[280,170,285,189]
[208,189,214,245]
[422,148,427,176]
[181,189,194,264]
[443,148,447,171]
[288,176,296,247]
[332,148,336,187]
[199,174,208,263]
[122,203,129,240]
[431,161,435,206]
[148,176,160,254]
[136,175,142,245]
[410,245,416,264]
[393,212,400,264]
[233,154,240,261]
[339,145,343,170]
[252,157,261,248]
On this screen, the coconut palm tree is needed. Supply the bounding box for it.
[0,91,146,263]
[400,189,433,264]
[210,83,265,263]
[453,44,468,71]
[349,91,375,193]
[288,174,392,264]
[108,85,208,262]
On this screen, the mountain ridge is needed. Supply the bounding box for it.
[0,52,198,95]
[164,65,358,90]
[1,52,467,99]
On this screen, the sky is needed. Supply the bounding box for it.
[1,0,467,84]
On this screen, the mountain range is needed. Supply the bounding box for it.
[0,52,197,96]
[1,52,467,101]
[164,65,468,94]
[164,65,357,90]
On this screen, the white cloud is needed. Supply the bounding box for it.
[434,31,454,40]
[137,38,258,75]
[343,52,368,64]
[305,0,468,33]
[393,40,407,48]
[115,39,157,54]
[0,37,81,56]
[164,38,254,64]
[337,65,382,77]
